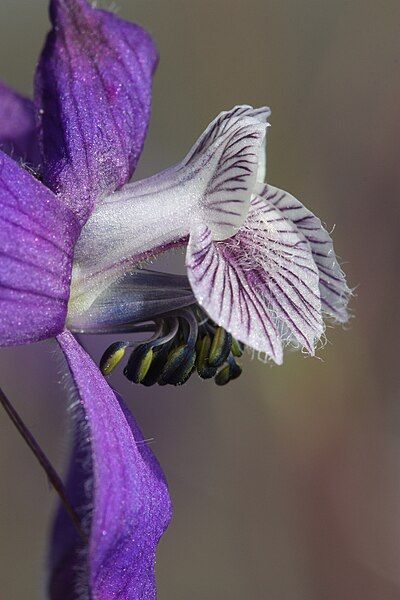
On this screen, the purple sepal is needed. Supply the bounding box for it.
[35,0,158,226]
[54,332,172,599]
[0,81,40,166]
[0,151,80,346]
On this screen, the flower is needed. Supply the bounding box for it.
[68,105,350,374]
[0,0,350,597]
[0,0,172,597]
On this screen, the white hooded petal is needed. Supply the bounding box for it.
[183,104,270,192]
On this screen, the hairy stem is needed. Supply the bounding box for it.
[0,386,87,544]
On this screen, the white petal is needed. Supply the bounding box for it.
[186,196,324,359]
[182,104,270,240]
[186,225,283,362]
[263,184,351,322]
[184,105,270,189]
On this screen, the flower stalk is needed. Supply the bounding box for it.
[0,386,87,543]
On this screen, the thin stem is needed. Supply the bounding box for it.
[0,387,87,544]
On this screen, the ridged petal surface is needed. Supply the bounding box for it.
[0,151,79,346]
[36,0,158,225]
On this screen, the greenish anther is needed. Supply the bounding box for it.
[100,341,130,376]
[215,355,242,386]
[208,327,232,367]
[160,344,197,386]
[231,337,244,358]
[124,345,154,383]
[196,334,217,379]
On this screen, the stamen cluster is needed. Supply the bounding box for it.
[100,308,244,386]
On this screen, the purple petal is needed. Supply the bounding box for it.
[0,81,40,165]
[54,331,172,598]
[0,151,80,346]
[263,184,351,322]
[35,0,158,226]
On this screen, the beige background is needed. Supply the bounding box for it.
[1,0,400,598]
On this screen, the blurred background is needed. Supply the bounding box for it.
[1,0,400,598]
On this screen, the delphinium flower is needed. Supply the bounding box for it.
[0,0,350,598]
[70,100,350,381]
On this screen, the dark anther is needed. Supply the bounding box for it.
[214,364,231,386]
[196,334,217,379]
[100,341,131,376]
[159,344,197,386]
[208,326,232,367]
[124,345,154,383]
[227,355,243,381]
[215,355,242,386]
[141,341,175,387]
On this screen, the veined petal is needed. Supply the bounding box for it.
[35,0,158,226]
[0,150,80,346]
[70,105,268,307]
[186,226,283,362]
[263,184,351,322]
[181,104,270,240]
[68,269,196,333]
[187,196,325,359]
[0,81,40,165]
[53,331,172,599]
